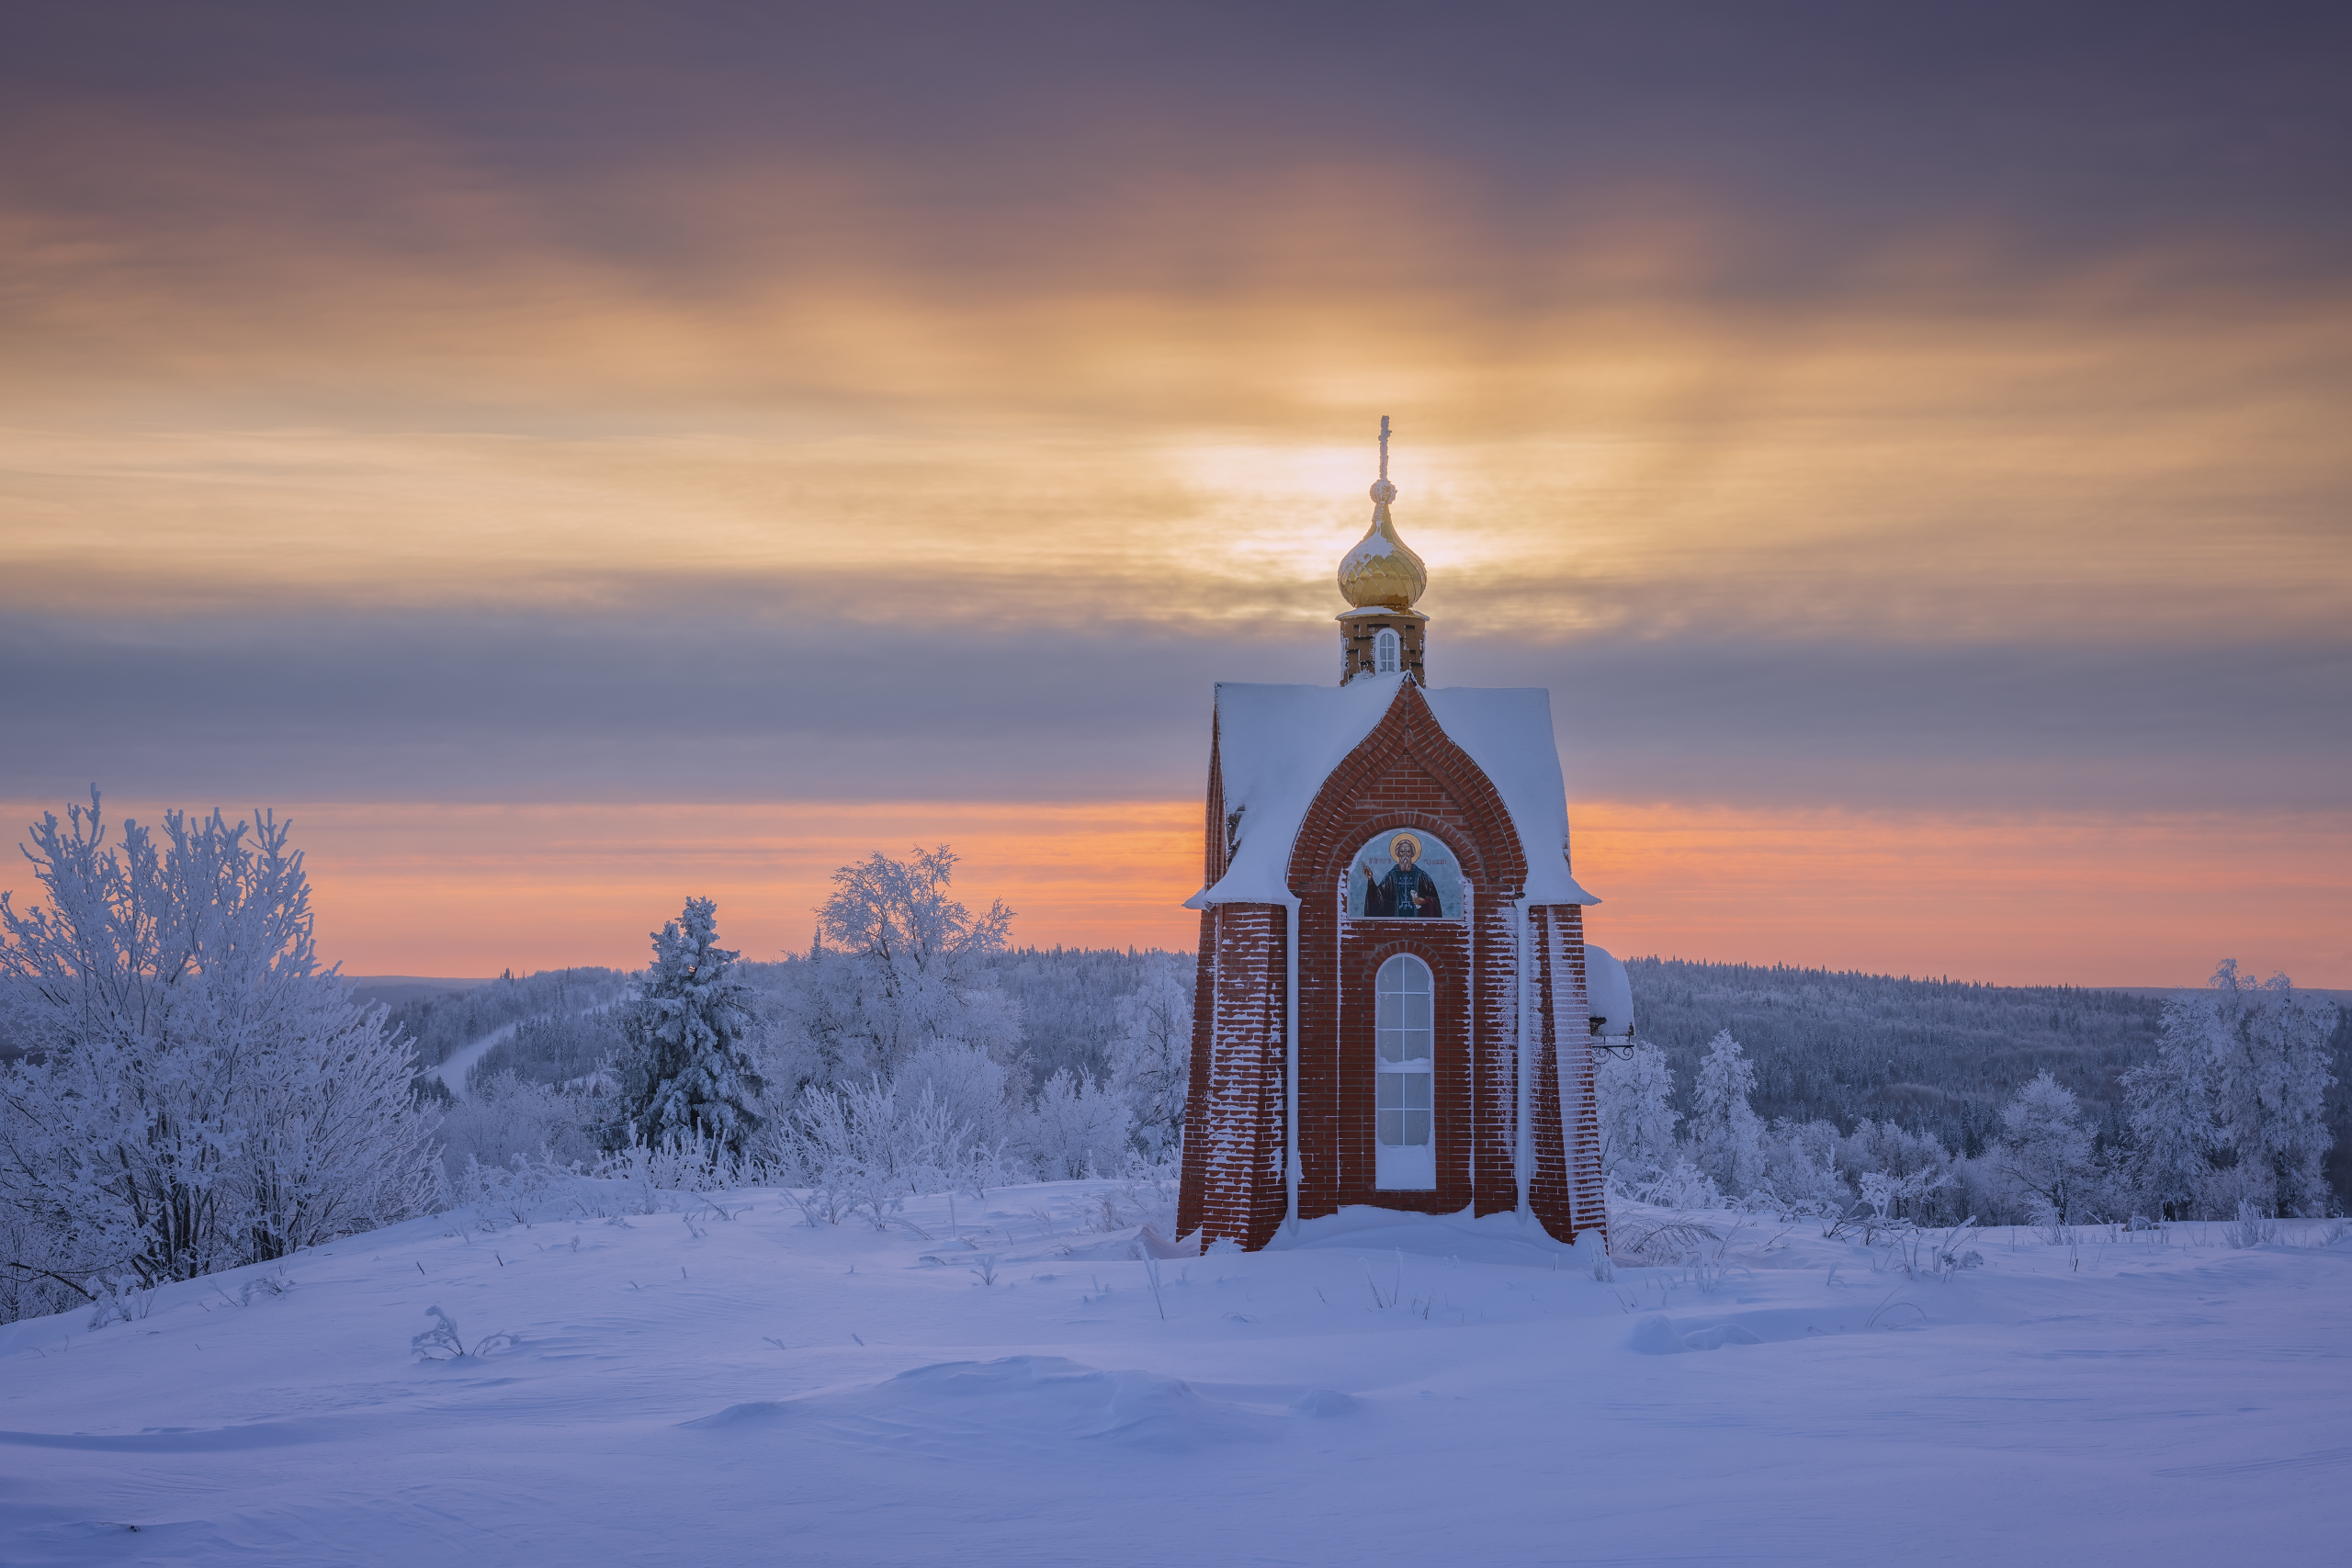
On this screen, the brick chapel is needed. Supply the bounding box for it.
[1174,422,1632,1252]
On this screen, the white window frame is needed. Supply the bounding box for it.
[1373,626,1401,674]
[1374,953,1436,1190]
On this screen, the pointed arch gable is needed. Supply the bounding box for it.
[1284,681,1532,901]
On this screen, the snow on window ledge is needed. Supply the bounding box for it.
[1375,1145,1437,1190]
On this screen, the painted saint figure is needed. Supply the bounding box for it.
[1363,832,1445,918]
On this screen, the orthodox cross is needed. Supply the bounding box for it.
[1378,414,1391,480]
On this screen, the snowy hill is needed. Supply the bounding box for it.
[4,1178,2347,1565]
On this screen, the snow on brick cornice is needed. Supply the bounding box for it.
[1421,686,1597,908]
[1186,673,1600,909]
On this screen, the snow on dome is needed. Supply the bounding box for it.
[1336,508,1426,610]
[1187,675,1600,909]
[1338,415,1427,610]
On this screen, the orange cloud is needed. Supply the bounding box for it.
[5,798,2340,987]
[1575,803,2352,988]
[5,126,2348,647]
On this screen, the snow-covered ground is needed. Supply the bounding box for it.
[4,1182,2346,1566]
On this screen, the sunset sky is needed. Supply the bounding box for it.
[3,4,2347,985]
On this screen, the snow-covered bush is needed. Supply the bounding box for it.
[1839,1118,1963,1224]
[2222,1200,2280,1248]
[763,1057,1019,1228]
[1754,1118,1849,1214]
[770,1078,911,1227]
[1944,1153,2013,1229]
[893,1041,1018,1156]
[0,794,437,1321]
[1023,1068,1133,1180]
[606,897,765,1159]
[1844,1168,1951,1242]
[599,1133,744,1211]
[1628,1157,1724,1211]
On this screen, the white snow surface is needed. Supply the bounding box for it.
[1191,675,1599,908]
[4,1181,2346,1565]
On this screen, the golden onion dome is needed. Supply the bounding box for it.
[1337,422,1427,610]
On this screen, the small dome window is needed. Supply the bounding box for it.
[1373,627,1401,674]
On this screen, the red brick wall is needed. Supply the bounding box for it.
[1338,610,1429,685]
[1178,902,1289,1250]
[1287,682,1536,1224]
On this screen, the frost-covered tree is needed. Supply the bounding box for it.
[893,1041,1017,1159]
[1997,1072,2096,1224]
[0,794,436,1319]
[789,847,1022,1080]
[2125,962,2336,1218]
[1595,1039,1679,1190]
[1688,1031,1764,1197]
[1107,956,1193,1158]
[2120,1021,2217,1221]
[608,898,764,1157]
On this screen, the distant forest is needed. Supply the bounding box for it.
[377,967,631,1074]
[1623,957,2352,1203]
[366,948,1181,1097]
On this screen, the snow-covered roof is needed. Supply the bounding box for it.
[1186,673,1600,909]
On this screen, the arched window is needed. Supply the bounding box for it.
[1374,626,1401,674]
[1374,953,1435,1190]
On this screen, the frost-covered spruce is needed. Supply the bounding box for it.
[607,898,765,1158]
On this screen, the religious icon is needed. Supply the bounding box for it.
[1351,829,1461,919]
